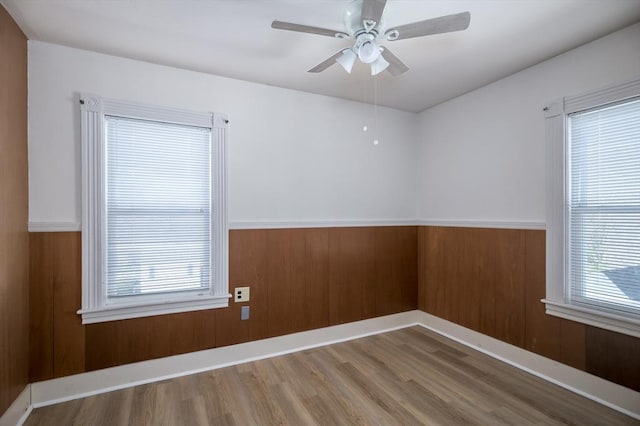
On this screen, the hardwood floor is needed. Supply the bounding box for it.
[25,326,637,426]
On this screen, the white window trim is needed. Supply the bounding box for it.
[78,94,230,324]
[544,78,640,339]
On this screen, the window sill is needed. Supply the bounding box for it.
[542,299,640,338]
[78,294,231,324]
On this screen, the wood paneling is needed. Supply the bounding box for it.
[458,228,495,334]
[559,319,586,370]
[524,229,561,359]
[586,326,640,391]
[86,311,216,371]
[30,226,416,380]
[329,227,377,325]
[216,229,268,347]
[52,232,85,376]
[417,227,427,312]
[0,5,29,416]
[29,233,55,381]
[30,223,638,393]
[424,227,461,323]
[418,225,637,391]
[494,230,525,347]
[305,228,330,330]
[374,227,417,316]
[29,233,85,378]
[523,230,586,370]
[266,229,307,337]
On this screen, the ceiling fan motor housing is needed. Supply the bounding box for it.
[344,0,385,37]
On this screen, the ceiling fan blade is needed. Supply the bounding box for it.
[308,50,348,73]
[380,47,409,76]
[385,11,470,41]
[361,0,387,28]
[272,21,348,38]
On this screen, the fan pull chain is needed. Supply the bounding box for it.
[373,75,379,145]
[362,70,369,132]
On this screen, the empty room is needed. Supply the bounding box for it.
[1,0,639,424]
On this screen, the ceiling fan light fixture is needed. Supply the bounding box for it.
[272,0,471,78]
[370,54,389,75]
[358,40,380,64]
[336,49,358,73]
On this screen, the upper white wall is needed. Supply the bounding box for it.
[416,23,640,225]
[29,23,640,228]
[28,41,418,226]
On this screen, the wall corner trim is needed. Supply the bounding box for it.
[28,222,81,232]
[0,385,32,426]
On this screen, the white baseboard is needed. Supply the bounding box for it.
[30,311,420,408]
[22,310,639,422]
[0,385,31,426]
[415,311,640,420]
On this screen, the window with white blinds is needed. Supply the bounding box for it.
[79,95,229,324]
[545,78,640,339]
[568,98,640,319]
[105,116,212,300]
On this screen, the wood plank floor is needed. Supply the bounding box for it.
[25,326,638,425]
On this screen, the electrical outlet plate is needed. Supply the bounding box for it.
[241,306,250,320]
[234,286,250,302]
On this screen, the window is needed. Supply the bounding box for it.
[544,78,640,338]
[79,95,229,324]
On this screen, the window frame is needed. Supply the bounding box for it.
[544,78,640,338]
[78,94,230,324]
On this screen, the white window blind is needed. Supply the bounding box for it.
[568,97,640,319]
[105,116,212,300]
[80,94,229,324]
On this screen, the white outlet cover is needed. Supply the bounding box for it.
[234,286,250,302]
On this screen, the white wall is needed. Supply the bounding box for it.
[416,23,640,225]
[28,41,418,227]
[29,23,640,228]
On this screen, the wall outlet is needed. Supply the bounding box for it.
[234,286,250,302]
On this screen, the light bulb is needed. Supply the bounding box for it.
[358,40,380,64]
[373,139,379,145]
[363,125,368,132]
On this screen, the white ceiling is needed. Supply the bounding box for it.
[3,0,640,112]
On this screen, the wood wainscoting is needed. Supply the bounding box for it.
[0,5,29,416]
[417,226,640,392]
[28,226,417,382]
[29,224,639,392]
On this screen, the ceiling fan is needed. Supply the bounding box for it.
[271,0,470,77]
